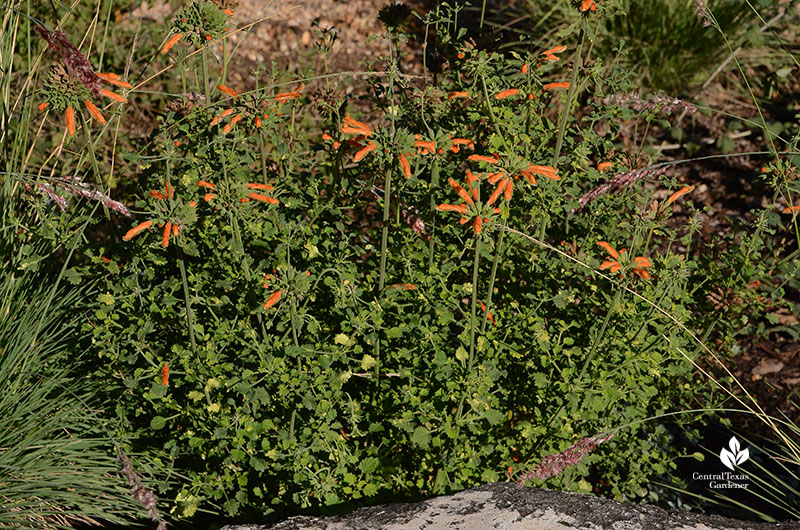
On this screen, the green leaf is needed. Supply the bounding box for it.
[360,354,377,370]
[97,293,115,306]
[411,426,430,449]
[484,409,504,425]
[150,416,167,430]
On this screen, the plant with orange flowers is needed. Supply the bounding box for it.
[11,0,798,524]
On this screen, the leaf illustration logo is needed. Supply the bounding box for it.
[720,436,749,471]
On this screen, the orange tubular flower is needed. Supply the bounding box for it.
[450,138,475,153]
[165,181,174,199]
[597,161,612,172]
[487,172,504,184]
[150,190,167,200]
[474,216,483,234]
[344,114,371,131]
[353,142,376,162]
[204,193,215,202]
[247,183,274,190]
[398,153,412,178]
[172,223,180,237]
[528,165,560,180]
[504,178,513,201]
[415,140,436,154]
[666,185,695,205]
[543,82,570,91]
[468,154,498,165]
[597,241,619,259]
[65,105,76,135]
[487,179,507,206]
[248,192,279,204]
[38,102,49,111]
[542,45,567,58]
[274,84,303,102]
[449,178,475,206]
[162,221,172,248]
[217,84,239,98]
[161,33,183,54]
[388,283,416,291]
[123,220,153,240]
[101,89,127,103]
[341,115,372,136]
[224,8,234,15]
[632,256,652,279]
[83,99,106,124]
[220,109,235,118]
[479,301,496,326]
[448,91,470,100]
[519,170,537,186]
[436,203,468,214]
[783,205,800,214]
[96,72,132,88]
[197,180,216,190]
[161,363,169,386]
[496,88,521,99]
[264,290,282,308]
[342,124,371,136]
[521,63,529,74]
[580,0,598,12]
[600,260,622,273]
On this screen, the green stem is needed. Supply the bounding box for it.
[80,115,110,219]
[290,299,301,372]
[467,237,482,367]
[577,288,621,384]
[201,46,211,103]
[177,249,197,354]
[374,31,400,378]
[552,24,585,167]
[480,229,504,336]
[428,159,440,270]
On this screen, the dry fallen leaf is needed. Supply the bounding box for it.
[752,358,785,377]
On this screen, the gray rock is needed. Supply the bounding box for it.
[221,483,799,530]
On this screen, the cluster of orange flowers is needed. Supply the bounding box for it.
[437,173,495,235]
[39,72,130,137]
[196,179,278,206]
[122,178,278,248]
[122,181,186,248]
[597,241,651,279]
[580,0,599,12]
[209,83,303,133]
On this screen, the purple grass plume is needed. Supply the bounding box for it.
[34,23,103,98]
[694,1,713,27]
[577,166,668,209]
[22,175,132,217]
[117,448,167,530]
[601,93,697,115]
[518,433,614,483]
